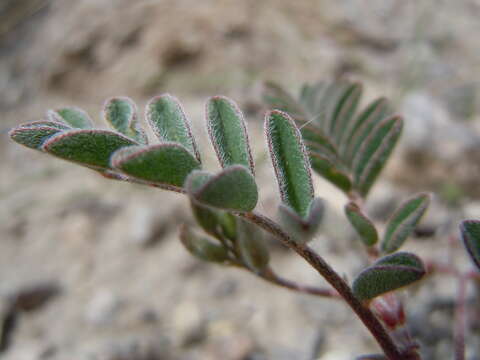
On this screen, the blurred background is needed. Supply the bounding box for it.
[1,1,480,359]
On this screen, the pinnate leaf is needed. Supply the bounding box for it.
[42,129,137,170]
[381,193,431,253]
[47,107,93,129]
[146,94,200,161]
[207,96,255,174]
[266,110,313,218]
[345,202,378,246]
[237,218,270,272]
[179,225,229,263]
[104,97,147,143]
[278,197,325,244]
[460,220,480,271]
[186,166,258,212]
[352,252,425,302]
[111,143,200,187]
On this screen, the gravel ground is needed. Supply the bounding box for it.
[1,1,480,359]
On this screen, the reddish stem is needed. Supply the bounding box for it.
[260,267,340,298]
[241,211,407,360]
[454,275,468,360]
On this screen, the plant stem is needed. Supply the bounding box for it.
[454,275,468,360]
[241,211,407,360]
[259,267,340,298]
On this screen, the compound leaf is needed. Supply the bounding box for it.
[206,96,255,174]
[42,129,137,170]
[381,193,431,253]
[352,252,425,302]
[345,202,378,247]
[103,97,147,143]
[187,166,258,212]
[146,94,200,161]
[266,110,313,218]
[460,220,480,271]
[111,143,200,188]
[47,107,93,129]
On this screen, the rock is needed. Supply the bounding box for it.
[400,92,478,161]
[84,289,122,327]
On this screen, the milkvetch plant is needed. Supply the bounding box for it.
[9,81,478,359]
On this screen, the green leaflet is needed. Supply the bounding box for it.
[104,97,147,143]
[263,81,308,120]
[236,218,270,272]
[42,129,137,170]
[266,110,314,218]
[146,94,200,161]
[356,118,403,196]
[111,143,200,188]
[381,193,431,254]
[345,202,378,247]
[186,166,258,212]
[460,220,480,271]
[179,225,229,264]
[331,82,362,144]
[352,252,425,302]
[9,125,65,150]
[344,98,393,164]
[353,116,402,184]
[309,153,352,193]
[47,107,93,129]
[278,197,325,244]
[20,120,71,130]
[206,96,255,174]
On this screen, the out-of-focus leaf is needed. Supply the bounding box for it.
[345,202,378,246]
[355,355,387,360]
[332,82,362,143]
[344,98,393,164]
[381,193,431,253]
[47,107,93,129]
[187,166,258,212]
[263,81,308,120]
[265,110,314,218]
[146,94,200,161]
[237,218,269,272]
[179,225,229,263]
[103,97,147,143]
[9,125,65,150]
[309,152,352,192]
[352,252,425,302]
[460,220,480,271]
[278,197,325,244]
[42,129,137,170]
[111,143,200,187]
[206,96,254,174]
[353,116,402,186]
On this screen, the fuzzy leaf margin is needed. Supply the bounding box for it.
[186,166,258,212]
[42,129,137,170]
[206,96,255,174]
[265,110,314,218]
[381,193,431,253]
[352,252,425,302]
